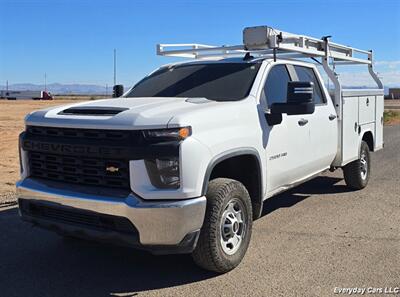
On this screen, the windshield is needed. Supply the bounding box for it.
[125,63,261,101]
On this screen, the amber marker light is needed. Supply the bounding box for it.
[178,127,191,139]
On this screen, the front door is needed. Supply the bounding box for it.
[260,63,316,193]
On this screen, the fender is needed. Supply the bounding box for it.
[201,147,264,219]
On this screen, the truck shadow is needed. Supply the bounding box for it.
[261,176,348,216]
[0,207,217,297]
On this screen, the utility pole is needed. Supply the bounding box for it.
[106,84,108,97]
[113,49,117,86]
[6,80,8,91]
[44,73,47,91]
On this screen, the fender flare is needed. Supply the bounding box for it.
[201,147,264,219]
[359,129,374,154]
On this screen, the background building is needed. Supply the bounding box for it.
[387,88,400,99]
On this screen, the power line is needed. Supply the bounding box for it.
[113,49,116,86]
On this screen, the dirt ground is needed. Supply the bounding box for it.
[0,100,82,202]
[384,100,400,125]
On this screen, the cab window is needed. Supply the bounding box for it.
[293,66,326,104]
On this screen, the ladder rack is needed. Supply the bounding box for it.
[156,25,383,128]
[157,25,383,89]
[157,26,373,64]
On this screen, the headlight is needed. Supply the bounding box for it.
[143,127,191,142]
[142,127,189,189]
[145,157,180,189]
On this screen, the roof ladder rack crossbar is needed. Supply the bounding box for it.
[157,44,247,59]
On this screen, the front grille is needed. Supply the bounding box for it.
[19,199,138,234]
[29,151,130,189]
[22,126,179,190]
[23,126,141,190]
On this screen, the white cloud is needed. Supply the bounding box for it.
[374,60,400,69]
[379,71,400,86]
[317,60,400,87]
[337,70,400,87]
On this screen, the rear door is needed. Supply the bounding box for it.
[261,64,315,192]
[293,65,338,172]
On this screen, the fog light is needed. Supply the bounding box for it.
[145,157,180,189]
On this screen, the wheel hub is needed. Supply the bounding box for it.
[220,199,246,255]
[360,152,368,180]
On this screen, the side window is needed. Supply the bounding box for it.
[293,65,326,104]
[262,65,291,107]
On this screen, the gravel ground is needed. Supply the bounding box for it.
[0,126,398,297]
[0,192,17,207]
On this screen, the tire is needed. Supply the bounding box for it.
[343,141,371,190]
[192,178,253,273]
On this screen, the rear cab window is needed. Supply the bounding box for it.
[293,65,326,105]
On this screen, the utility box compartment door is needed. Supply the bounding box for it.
[374,95,384,150]
[341,96,359,165]
[358,96,375,125]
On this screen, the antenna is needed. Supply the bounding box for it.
[113,49,117,86]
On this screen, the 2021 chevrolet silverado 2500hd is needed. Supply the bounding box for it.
[17,26,384,273]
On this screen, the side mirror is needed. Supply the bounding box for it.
[287,81,314,103]
[113,85,124,98]
[271,81,315,115]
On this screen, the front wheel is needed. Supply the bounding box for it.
[192,178,253,273]
[343,141,371,190]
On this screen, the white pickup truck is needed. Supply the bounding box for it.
[17,26,384,273]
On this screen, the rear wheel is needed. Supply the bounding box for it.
[192,178,252,273]
[343,141,370,190]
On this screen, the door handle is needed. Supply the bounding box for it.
[329,114,337,120]
[298,118,308,126]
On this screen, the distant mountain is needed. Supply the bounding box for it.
[1,83,397,95]
[0,83,113,95]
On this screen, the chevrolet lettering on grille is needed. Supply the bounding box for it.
[22,140,125,156]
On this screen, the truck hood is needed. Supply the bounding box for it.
[25,97,220,130]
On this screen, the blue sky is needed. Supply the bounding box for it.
[0,0,399,88]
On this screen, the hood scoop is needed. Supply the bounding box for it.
[58,106,128,116]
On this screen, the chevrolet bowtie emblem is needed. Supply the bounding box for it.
[106,166,119,173]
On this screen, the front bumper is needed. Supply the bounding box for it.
[16,178,206,254]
